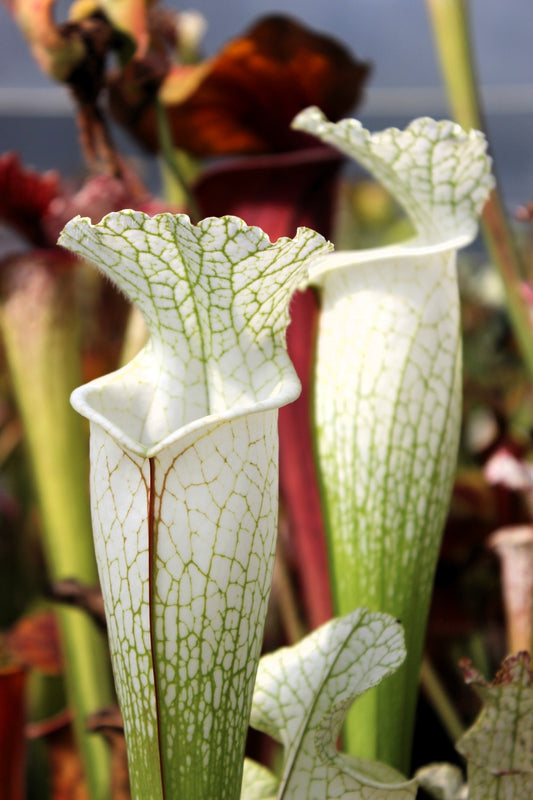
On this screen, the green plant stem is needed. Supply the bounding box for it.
[155,98,201,220]
[0,254,114,800]
[425,0,480,131]
[425,0,533,381]
[420,657,465,744]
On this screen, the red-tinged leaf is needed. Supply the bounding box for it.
[280,288,334,627]
[6,612,63,675]
[194,146,343,240]
[195,146,338,627]
[0,664,26,800]
[457,653,533,798]
[44,172,181,242]
[111,15,370,156]
[0,155,173,249]
[0,152,60,246]
[168,14,369,156]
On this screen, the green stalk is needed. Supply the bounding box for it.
[0,252,113,800]
[424,0,480,130]
[155,98,200,219]
[420,658,465,744]
[425,0,533,380]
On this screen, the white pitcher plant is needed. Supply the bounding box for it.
[292,107,494,771]
[58,212,331,799]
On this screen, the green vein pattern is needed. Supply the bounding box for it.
[293,109,494,771]
[60,212,331,800]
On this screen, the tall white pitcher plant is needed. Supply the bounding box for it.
[59,211,331,800]
[293,108,494,771]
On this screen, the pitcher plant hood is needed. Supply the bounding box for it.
[59,211,331,800]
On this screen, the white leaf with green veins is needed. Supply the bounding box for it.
[245,608,417,799]
[457,653,533,799]
[241,758,279,800]
[59,211,331,800]
[292,107,492,245]
[292,108,494,771]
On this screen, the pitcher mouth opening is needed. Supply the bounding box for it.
[308,232,473,283]
[71,363,301,459]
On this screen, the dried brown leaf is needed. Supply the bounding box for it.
[111,14,370,156]
[6,611,63,674]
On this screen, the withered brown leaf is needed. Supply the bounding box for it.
[111,14,370,156]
